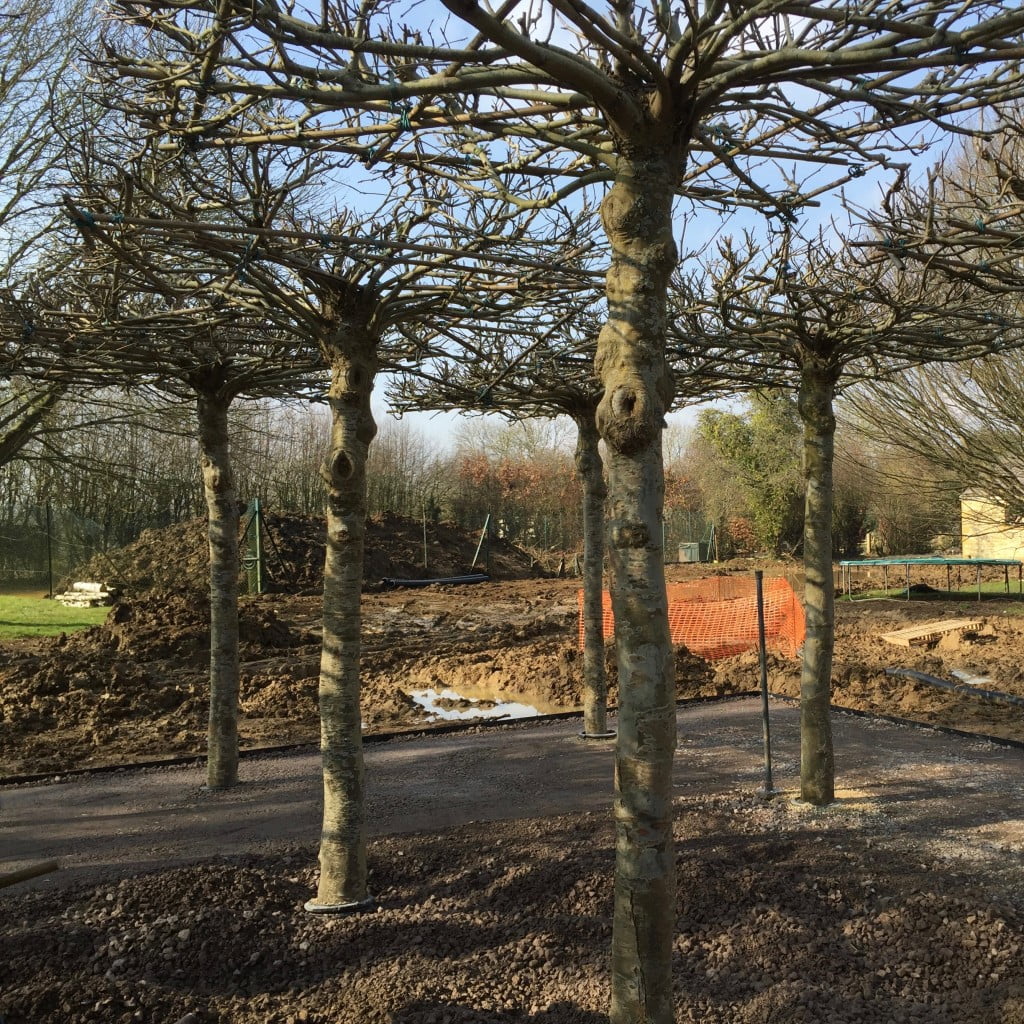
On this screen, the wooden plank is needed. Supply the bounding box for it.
[0,859,59,889]
[880,618,980,648]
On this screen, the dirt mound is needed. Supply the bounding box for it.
[0,641,206,775]
[364,514,540,587]
[714,648,797,695]
[390,632,730,716]
[64,591,314,665]
[0,595,317,775]
[65,512,540,598]
[547,642,727,708]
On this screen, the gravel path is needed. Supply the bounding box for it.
[4,700,1024,1024]
[4,698,1024,890]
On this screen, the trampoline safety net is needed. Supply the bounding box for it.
[577,576,806,661]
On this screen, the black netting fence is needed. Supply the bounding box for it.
[0,497,718,598]
[0,505,115,595]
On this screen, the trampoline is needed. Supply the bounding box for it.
[839,556,1023,601]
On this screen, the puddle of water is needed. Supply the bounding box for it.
[409,687,540,722]
[951,668,994,688]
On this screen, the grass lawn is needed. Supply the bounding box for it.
[0,595,109,638]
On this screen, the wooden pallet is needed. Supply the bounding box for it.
[53,580,118,607]
[880,618,981,648]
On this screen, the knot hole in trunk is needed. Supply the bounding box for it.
[328,449,353,482]
[611,387,636,417]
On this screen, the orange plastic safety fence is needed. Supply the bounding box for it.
[577,576,805,661]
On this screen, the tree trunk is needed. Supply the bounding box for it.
[595,159,678,1024]
[196,388,240,790]
[0,384,63,469]
[306,334,378,912]
[797,362,837,806]
[574,410,612,738]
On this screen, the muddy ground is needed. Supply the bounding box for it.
[3,555,1024,778]
[4,520,1024,1022]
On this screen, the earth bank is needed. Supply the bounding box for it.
[3,513,1024,777]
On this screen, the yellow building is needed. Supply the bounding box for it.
[960,489,1024,560]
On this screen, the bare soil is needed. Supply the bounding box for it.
[4,554,1024,778]
[4,523,1024,1022]
[65,510,542,598]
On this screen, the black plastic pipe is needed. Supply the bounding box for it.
[884,667,1024,709]
[381,573,491,589]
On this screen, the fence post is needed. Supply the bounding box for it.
[241,498,265,595]
[422,505,428,570]
[254,498,264,594]
[755,570,774,796]
[472,513,491,569]
[46,502,54,598]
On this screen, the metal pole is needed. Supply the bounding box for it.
[239,499,256,545]
[472,513,491,569]
[422,506,428,570]
[45,502,54,598]
[755,570,773,796]
[254,498,263,595]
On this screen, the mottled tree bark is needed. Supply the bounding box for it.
[574,410,612,738]
[306,327,378,912]
[196,385,240,790]
[797,361,837,806]
[595,158,678,1024]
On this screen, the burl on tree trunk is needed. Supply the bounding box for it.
[197,387,240,791]
[596,160,678,1024]
[306,339,378,912]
